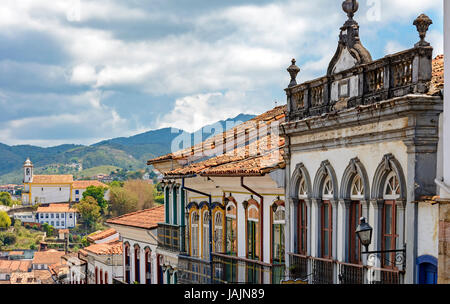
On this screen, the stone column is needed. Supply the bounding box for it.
[369,199,383,267]
[443,0,450,198]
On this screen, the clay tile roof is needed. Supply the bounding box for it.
[0,260,31,273]
[9,251,24,256]
[148,105,287,177]
[106,205,165,229]
[72,180,108,189]
[429,54,444,95]
[32,175,73,184]
[87,228,117,242]
[32,250,65,265]
[82,239,123,256]
[36,203,78,213]
[58,229,69,234]
[147,105,286,167]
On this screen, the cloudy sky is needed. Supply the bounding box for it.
[0,0,444,147]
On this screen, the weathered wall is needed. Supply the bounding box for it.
[438,202,450,283]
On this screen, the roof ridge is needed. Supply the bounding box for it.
[107,204,164,221]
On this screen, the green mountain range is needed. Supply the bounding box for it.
[0,114,255,184]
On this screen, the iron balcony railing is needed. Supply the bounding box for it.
[211,253,285,284]
[157,223,184,252]
[288,253,403,284]
[177,255,212,284]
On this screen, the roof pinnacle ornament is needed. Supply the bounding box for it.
[413,13,433,47]
[342,0,359,20]
[287,58,300,87]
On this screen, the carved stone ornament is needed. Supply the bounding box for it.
[327,0,372,75]
[287,58,300,88]
[413,14,433,47]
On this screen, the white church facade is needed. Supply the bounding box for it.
[21,158,108,206]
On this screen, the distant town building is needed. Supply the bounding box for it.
[21,158,109,205]
[36,204,78,229]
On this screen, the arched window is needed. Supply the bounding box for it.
[322,175,334,199]
[134,244,141,283]
[104,271,108,284]
[382,171,400,268]
[145,248,152,284]
[247,203,260,260]
[191,211,199,257]
[321,175,333,259]
[225,202,237,255]
[95,267,98,284]
[272,205,285,264]
[213,211,224,253]
[99,269,103,284]
[348,175,363,264]
[202,210,210,260]
[124,242,131,284]
[298,178,308,255]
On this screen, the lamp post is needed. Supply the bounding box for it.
[355,217,406,268]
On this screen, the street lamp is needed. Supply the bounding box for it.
[355,217,406,269]
[355,217,372,252]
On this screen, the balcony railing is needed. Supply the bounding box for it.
[177,255,212,284]
[211,253,285,284]
[157,223,184,252]
[286,46,433,121]
[288,253,403,284]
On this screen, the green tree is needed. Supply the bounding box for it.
[75,196,101,231]
[42,223,55,236]
[0,192,13,207]
[82,186,108,213]
[0,232,16,247]
[0,211,11,229]
[109,180,124,188]
[109,187,138,216]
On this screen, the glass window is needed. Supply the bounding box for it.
[191,211,199,257]
[202,211,210,260]
[348,202,361,264]
[272,206,285,264]
[213,211,224,253]
[51,214,54,219]
[247,205,260,260]
[225,202,237,256]
[382,200,397,268]
[321,201,332,259]
[350,175,364,199]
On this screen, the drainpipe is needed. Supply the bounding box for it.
[181,177,213,283]
[240,176,264,263]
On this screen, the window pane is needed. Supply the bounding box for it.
[385,205,392,234]
[323,205,329,229]
[323,232,329,257]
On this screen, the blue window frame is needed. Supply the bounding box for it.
[417,255,438,284]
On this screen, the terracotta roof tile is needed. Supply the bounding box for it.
[32,175,73,184]
[147,105,286,167]
[72,180,108,189]
[87,228,117,242]
[429,54,444,95]
[36,203,78,213]
[106,205,165,229]
[82,239,123,255]
[0,260,31,273]
[32,250,65,265]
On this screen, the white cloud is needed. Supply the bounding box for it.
[157,91,263,133]
[384,41,409,55]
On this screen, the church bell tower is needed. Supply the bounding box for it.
[23,158,33,183]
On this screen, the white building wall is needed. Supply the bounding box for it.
[417,203,439,259]
[31,185,71,204]
[442,0,450,199]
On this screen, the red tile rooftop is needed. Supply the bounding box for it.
[106,205,165,230]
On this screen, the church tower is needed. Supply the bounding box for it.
[23,158,33,183]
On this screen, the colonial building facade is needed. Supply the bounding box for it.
[21,158,108,205]
[281,2,443,284]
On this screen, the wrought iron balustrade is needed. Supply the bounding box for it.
[337,262,366,284]
[211,253,285,284]
[177,255,211,284]
[310,257,335,284]
[288,253,309,281]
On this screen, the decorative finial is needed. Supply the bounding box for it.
[287,58,300,87]
[413,14,433,47]
[342,0,359,20]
